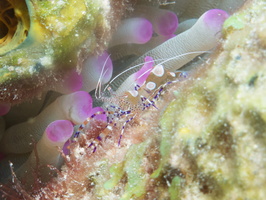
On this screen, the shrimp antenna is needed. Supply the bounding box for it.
[104,61,151,92]
[104,50,210,92]
[95,53,112,99]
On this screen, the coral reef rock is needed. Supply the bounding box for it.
[60,0,265,199]
[0,0,125,104]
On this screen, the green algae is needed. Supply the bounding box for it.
[155,1,266,199]
[99,140,152,199]
[87,1,266,199]
[168,176,181,200]
[121,140,150,200]
[104,162,125,190]
[223,12,246,33]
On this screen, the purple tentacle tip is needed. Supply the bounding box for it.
[65,70,83,93]
[96,51,113,84]
[136,18,153,44]
[135,56,155,86]
[124,17,153,44]
[46,120,73,143]
[81,51,113,92]
[156,11,178,36]
[203,9,229,33]
[110,17,152,46]
[0,102,10,116]
[70,91,93,122]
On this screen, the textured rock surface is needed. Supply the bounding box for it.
[78,0,266,199]
[0,0,126,104]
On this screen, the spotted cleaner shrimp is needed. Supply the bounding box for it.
[73,51,208,152]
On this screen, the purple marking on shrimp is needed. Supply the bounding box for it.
[74,131,80,138]
[135,84,141,91]
[180,72,188,78]
[144,89,151,94]
[134,56,154,86]
[118,135,123,146]
[158,87,164,93]
[97,135,102,141]
[153,104,158,109]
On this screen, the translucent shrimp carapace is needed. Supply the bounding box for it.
[74,56,188,152]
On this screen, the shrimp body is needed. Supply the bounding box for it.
[74,56,188,151]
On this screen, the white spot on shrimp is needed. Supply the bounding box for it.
[146,81,156,91]
[152,64,164,77]
[129,90,139,97]
[169,72,176,77]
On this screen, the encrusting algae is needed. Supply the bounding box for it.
[65,0,266,199]
[146,0,266,199]
[0,0,126,104]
